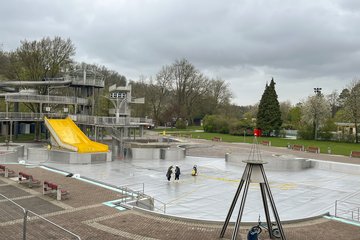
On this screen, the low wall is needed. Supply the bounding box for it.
[225,153,360,174]
[160,148,185,161]
[131,147,186,161]
[131,148,161,160]
[225,153,312,171]
[27,148,48,163]
[0,144,24,158]
[0,150,18,163]
[27,148,111,164]
[310,159,360,175]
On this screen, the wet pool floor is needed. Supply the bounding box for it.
[42,149,360,222]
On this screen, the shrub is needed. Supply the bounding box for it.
[297,123,314,140]
[318,119,337,141]
[203,115,217,133]
[203,115,230,134]
[175,119,187,129]
[229,119,254,136]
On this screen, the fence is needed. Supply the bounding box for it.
[335,200,360,222]
[70,114,153,126]
[70,76,104,88]
[0,112,67,121]
[0,193,81,240]
[80,177,166,214]
[5,95,89,105]
[118,183,166,213]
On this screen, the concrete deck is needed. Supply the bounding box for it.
[0,138,359,239]
[38,140,360,222]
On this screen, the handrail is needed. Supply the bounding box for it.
[28,210,81,240]
[0,193,27,240]
[152,197,167,213]
[0,113,153,127]
[69,76,104,88]
[0,112,67,120]
[69,114,153,126]
[335,200,360,222]
[0,193,81,240]
[119,183,145,194]
[5,94,89,105]
[77,176,166,213]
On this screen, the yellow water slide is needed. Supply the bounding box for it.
[44,117,108,153]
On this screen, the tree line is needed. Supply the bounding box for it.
[204,78,360,143]
[130,59,233,126]
[1,36,359,143]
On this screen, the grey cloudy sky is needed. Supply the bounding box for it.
[1,0,360,105]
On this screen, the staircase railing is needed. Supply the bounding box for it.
[335,200,360,222]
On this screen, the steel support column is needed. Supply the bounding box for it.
[260,182,274,238]
[260,165,287,240]
[231,164,253,240]
[9,121,13,143]
[220,162,287,240]
[220,164,249,238]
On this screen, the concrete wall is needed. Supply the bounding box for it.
[160,148,185,161]
[310,159,360,175]
[131,147,185,161]
[27,148,48,163]
[0,144,24,158]
[0,151,18,163]
[226,153,312,171]
[27,148,111,164]
[131,148,160,160]
[225,153,360,174]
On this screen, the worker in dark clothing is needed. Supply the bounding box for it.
[166,166,173,181]
[175,165,181,180]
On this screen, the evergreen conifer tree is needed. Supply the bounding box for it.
[256,78,282,136]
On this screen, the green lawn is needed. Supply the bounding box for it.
[157,130,360,157]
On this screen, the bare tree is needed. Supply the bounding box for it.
[15,37,75,83]
[209,78,232,106]
[326,90,339,118]
[301,94,331,140]
[172,59,210,123]
[134,59,233,126]
[279,100,292,124]
[343,80,360,143]
[149,66,173,125]
[7,36,75,140]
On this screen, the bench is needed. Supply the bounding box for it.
[261,140,271,146]
[307,146,320,154]
[350,151,360,158]
[0,164,16,178]
[292,144,304,151]
[212,137,222,142]
[43,181,69,200]
[18,172,41,188]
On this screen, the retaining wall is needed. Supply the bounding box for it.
[27,148,111,164]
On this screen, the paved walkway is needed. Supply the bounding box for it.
[0,138,360,239]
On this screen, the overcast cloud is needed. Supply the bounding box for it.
[1,0,360,105]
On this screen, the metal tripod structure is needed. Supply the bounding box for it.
[220,137,287,240]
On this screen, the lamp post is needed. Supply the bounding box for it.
[314,87,322,95]
[104,96,127,122]
[313,87,322,140]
